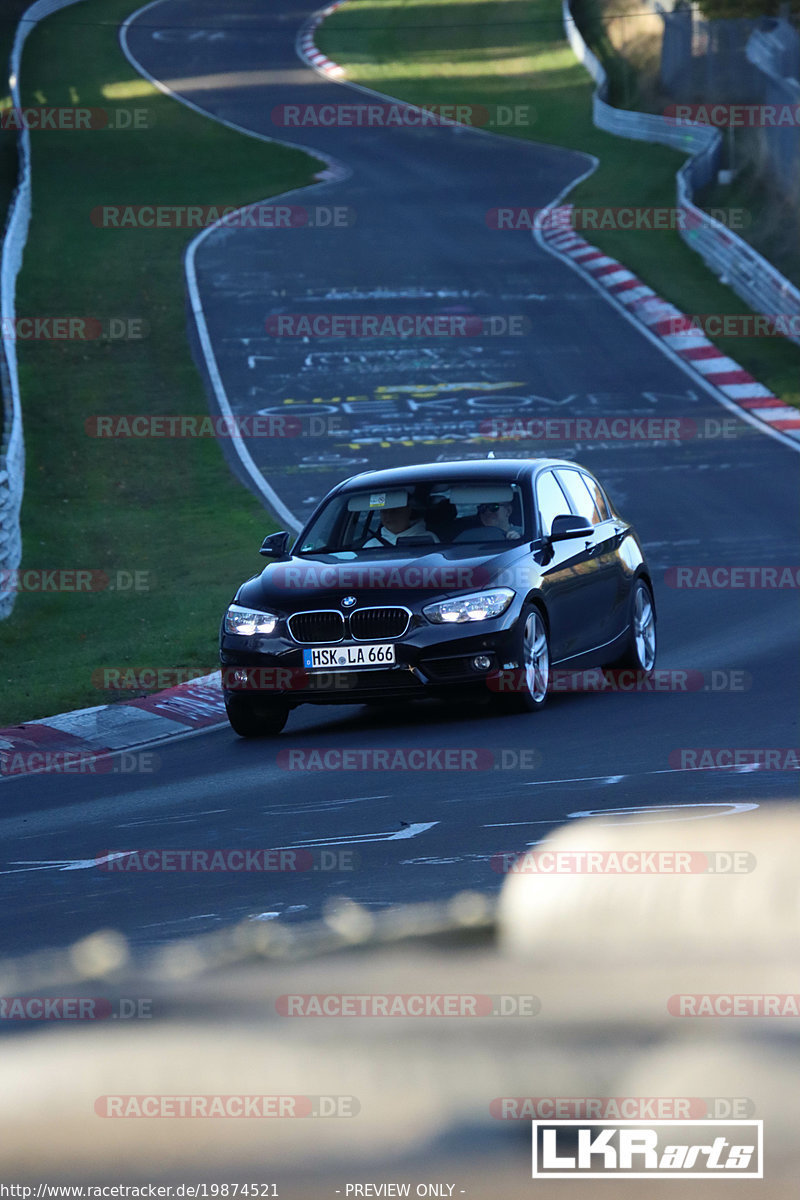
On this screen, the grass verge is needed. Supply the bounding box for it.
[316,0,800,405]
[0,0,321,725]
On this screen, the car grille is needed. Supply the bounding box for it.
[349,607,410,641]
[287,611,345,644]
[287,607,411,644]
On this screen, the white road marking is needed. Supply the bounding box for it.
[261,794,391,815]
[1,817,426,873]
[485,801,759,831]
[270,821,439,849]
[0,852,132,875]
[151,29,226,42]
[520,763,789,789]
[566,802,759,824]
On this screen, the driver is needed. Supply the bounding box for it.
[477,501,521,541]
[363,502,439,547]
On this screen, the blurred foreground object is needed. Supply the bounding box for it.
[0,806,797,1196]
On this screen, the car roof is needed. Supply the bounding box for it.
[335,458,584,492]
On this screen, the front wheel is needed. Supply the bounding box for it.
[497,604,550,713]
[225,697,289,738]
[609,578,657,674]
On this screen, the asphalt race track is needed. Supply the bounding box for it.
[1,0,798,960]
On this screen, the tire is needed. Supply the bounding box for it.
[225,697,289,738]
[496,603,550,713]
[608,578,657,675]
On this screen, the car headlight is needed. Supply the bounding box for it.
[223,604,279,636]
[423,588,514,624]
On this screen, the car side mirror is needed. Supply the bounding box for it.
[549,514,594,541]
[259,531,291,558]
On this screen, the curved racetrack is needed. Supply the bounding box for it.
[0,0,798,958]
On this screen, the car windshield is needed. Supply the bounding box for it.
[296,480,527,554]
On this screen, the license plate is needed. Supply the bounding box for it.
[302,643,396,669]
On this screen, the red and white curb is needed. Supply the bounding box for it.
[297,1,348,79]
[538,206,800,440]
[0,673,227,778]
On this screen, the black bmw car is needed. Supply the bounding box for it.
[220,459,656,736]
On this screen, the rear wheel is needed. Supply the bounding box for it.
[225,697,289,738]
[497,604,550,713]
[608,578,657,674]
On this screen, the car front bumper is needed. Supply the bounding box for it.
[219,610,524,706]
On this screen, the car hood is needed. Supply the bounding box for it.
[236,545,530,610]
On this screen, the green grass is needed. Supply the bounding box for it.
[0,0,322,724]
[317,0,800,405]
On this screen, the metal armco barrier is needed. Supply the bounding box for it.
[562,0,800,351]
[0,0,87,619]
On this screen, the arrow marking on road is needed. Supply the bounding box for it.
[0,852,133,874]
[271,821,439,849]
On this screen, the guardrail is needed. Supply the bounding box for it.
[562,0,800,350]
[0,0,86,619]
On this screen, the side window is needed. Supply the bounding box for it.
[556,469,602,526]
[582,472,610,521]
[535,471,573,537]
